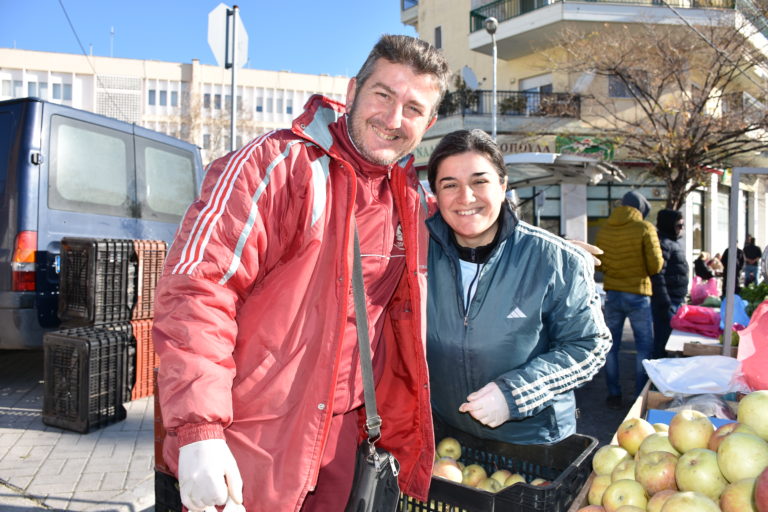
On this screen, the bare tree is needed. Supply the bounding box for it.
[548,15,768,209]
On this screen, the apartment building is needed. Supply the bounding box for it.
[402,0,768,258]
[0,48,349,164]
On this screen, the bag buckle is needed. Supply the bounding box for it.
[364,415,382,443]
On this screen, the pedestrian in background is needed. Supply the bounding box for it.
[744,235,762,285]
[596,191,663,409]
[721,246,745,298]
[153,35,450,512]
[424,129,610,445]
[694,251,714,280]
[650,209,689,358]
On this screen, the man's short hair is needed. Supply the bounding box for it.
[355,34,450,117]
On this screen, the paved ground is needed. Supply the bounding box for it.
[0,325,638,511]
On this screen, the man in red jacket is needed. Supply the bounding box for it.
[153,35,449,511]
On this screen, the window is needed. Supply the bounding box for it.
[204,93,211,108]
[48,115,133,217]
[608,73,647,98]
[63,84,72,101]
[28,82,37,97]
[148,89,156,106]
[225,94,232,110]
[171,91,178,107]
[435,26,442,49]
[214,94,221,109]
[286,99,293,115]
[203,133,211,149]
[1,80,10,97]
[39,82,48,100]
[266,98,273,113]
[256,97,263,112]
[159,90,167,106]
[13,81,22,97]
[276,98,283,113]
[137,138,196,221]
[52,83,62,100]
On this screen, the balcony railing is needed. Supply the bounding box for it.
[438,90,580,118]
[470,0,736,32]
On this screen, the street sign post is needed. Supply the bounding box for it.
[207,3,249,152]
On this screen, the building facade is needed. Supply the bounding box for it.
[0,48,349,164]
[403,0,768,263]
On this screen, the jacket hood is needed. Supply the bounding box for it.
[621,191,651,219]
[656,209,683,239]
[607,205,643,226]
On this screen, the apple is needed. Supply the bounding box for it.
[432,457,462,483]
[756,466,768,512]
[719,477,757,512]
[659,491,720,511]
[635,450,678,495]
[738,390,768,441]
[461,463,487,487]
[717,432,768,482]
[530,477,549,486]
[675,448,728,501]
[490,469,512,485]
[593,445,632,476]
[646,489,676,512]
[610,459,635,482]
[576,507,605,512]
[668,409,714,454]
[436,437,462,459]
[613,506,644,512]
[708,422,758,452]
[653,423,669,433]
[636,432,681,459]
[601,479,647,512]
[589,474,613,506]
[617,417,656,456]
[503,473,525,487]
[476,477,501,492]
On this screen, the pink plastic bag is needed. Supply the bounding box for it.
[737,300,768,391]
[670,304,723,338]
[689,275,720,305]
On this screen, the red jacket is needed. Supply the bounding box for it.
[153,95,434,511]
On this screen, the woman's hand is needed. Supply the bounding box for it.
[567,239,603,266]
[458,382,510,428]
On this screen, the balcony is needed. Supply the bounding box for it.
[468,0,737,60]
[438,89,580,118]
[401,0,419,27]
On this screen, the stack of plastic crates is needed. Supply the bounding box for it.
[42,325,130,433]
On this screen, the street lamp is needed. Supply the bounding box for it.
[484,16,498,142]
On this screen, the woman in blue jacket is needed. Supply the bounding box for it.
[425,129,611,444]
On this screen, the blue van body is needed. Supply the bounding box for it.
[0,98,204,349]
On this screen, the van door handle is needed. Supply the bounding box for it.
[31,152,44,165]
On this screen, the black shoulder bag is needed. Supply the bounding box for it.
[344,227,401,512]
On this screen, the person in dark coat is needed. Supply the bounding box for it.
[744,236,763,285]
[721,247,745,298]
[651,209,689,358]
[694,252,714,280]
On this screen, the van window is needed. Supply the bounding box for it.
[137,137,196,222]
[48,115,134,217]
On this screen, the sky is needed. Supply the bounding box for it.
[0,0,418,77]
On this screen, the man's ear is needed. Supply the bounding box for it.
[345,78,357,112]
[426,114,438,131]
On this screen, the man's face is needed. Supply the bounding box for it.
[346,59,440,166]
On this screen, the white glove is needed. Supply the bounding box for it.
[178,439,245,512]
[458,382,510,428]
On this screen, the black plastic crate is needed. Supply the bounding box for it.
[58,238,136,326]
[42,326,129,433]
[400,422,598,512]
[155,470,182,512]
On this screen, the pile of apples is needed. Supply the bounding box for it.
[431,436,549,493]
[577,389,768,512]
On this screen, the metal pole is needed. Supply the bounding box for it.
[491,33,497,142]
[230,6,238,153]
[722,168,740,354]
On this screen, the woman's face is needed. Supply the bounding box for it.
[434,151,507,248]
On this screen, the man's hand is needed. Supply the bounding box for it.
[567,239,603,266]
[458,382,510,428]
[178,439,245,512]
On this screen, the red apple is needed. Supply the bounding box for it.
[635,450,678,495]
[717,432,768,483]
[432,457,462,483]
[659,490,720,511]
[668,409,714,454]
[708,422,757,452]
[756,466,768,512]
[593,445,632,476]
[738,390,768,442]
[601,479,647,512]
[719,477,757,512]
[675,448,728,501]
[646,489,676,512]
[617,417,656,456]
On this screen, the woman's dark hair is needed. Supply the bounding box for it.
[427,129,506,193]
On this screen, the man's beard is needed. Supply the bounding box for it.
[346,100,409,167]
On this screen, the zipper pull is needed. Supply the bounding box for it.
[389,454,399,476]
[464,315,468,327]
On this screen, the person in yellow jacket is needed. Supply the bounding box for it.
[596,191,663,409]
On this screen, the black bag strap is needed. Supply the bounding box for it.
[352,225,382,443]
